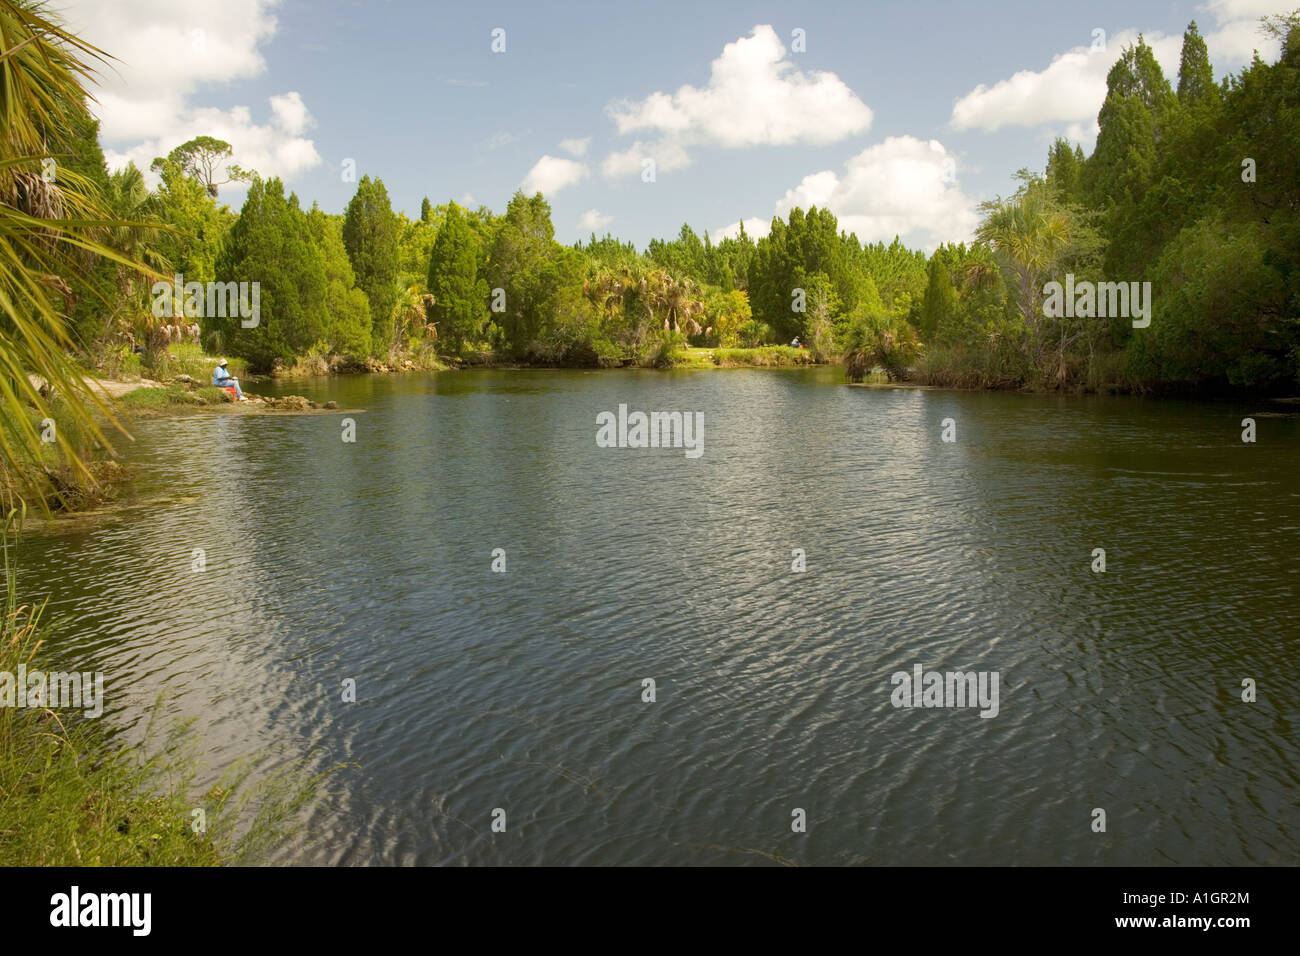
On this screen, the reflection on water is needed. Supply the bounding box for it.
[17,368,1300,864]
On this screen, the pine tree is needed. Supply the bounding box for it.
[1046,137,1083,201]
[919,252,959,342]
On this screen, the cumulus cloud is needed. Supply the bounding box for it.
[950,30,1178,136]
[53,0,321,191]
[749,137,978,248]
[601,24,872,179]
[521,155,589,196]
[599,140,691,179]
[1203,0,1284,63]
[951,2,1281,141]
[577,209,613,232]
[559,137,591,157]
[269,91,311,136]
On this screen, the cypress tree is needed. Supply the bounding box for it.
[1177,21,1216,106]
[342,175,400,350]
[214,177,327,370]
[426,202,488,350]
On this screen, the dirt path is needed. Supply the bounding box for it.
[82,376,167,398]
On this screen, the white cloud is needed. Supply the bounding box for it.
[1203,0,1283,63]
[599,140,691,179]
[601,24,872,179]
[269,91,311,136]
[521,155,589,196]
[1064,120,1100,148]
[714,217,771,241]
[773,137,979,247]
[559,137,591,157]
[951,2,1281,139]
[950,30,1178,134]
[53,0,321,191]
[577,209,613,232]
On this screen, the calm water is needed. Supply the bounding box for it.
[16,368,1300,865]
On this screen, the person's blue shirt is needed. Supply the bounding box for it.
[213,365,231,386]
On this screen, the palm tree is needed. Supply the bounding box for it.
[101,164,168,342]
[974,171,1099,379]
[841,311,921,383]
[586,264,647,354]
[390,274,436,349]
[1,0,154,508]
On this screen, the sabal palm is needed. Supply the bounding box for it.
[1,0,153,509]
[391,273,435,344]
[974,177,1074,366]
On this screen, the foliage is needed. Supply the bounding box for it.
[342,176,400,350]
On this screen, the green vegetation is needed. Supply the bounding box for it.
[1,511,327,864]
[711,346,817,367]
[4,1,1299,508]
[0,0,146,512]
[116,384,232,408]
[25,11,1297,392]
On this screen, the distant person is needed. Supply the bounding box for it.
[791,336,801,348]
[212,359,245,400]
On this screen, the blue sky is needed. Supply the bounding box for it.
[58,0,1284,250]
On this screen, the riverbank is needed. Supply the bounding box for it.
[115,382,351,416]
[0,514,220,865]
[437,344,821,371]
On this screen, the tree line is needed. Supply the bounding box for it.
[29,13,1300,393]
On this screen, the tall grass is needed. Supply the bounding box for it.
[912,343,1141,392]
[910,343,1029,389]
[712,346,817,367]
[145,343,247,383]
[0,509,330,865]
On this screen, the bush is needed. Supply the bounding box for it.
[842,311,922,382]
[712,346,816,367]
[639,329,688,367]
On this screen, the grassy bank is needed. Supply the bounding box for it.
[0,510,219,864]
[708,346,819,368]
[117,384,234,409]
[908,344,1144,394]
[0,510,330,865]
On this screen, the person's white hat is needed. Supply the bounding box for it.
[218,359,228,366]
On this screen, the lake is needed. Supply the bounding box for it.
[16,367,1300,865]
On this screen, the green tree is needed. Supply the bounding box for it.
[426,202,488,351]
[919,251,960,342]
[213,178,328,370]
[1046,137,1084,202]
[162,136,251,198]
[305,205,372,359]
[150,154,233,285]
[975,171,1103,382]
[1176,21,1217,106]
[0,0,155,505]
[342,175,401,352]
[486,191,564,356]
[1129,217,1290,387]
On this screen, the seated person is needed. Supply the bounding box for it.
[212,359,244,399]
